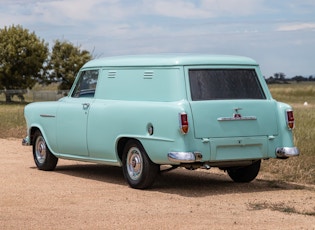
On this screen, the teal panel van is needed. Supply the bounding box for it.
[23,54,299,189]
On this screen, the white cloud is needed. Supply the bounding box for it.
[142,0,213,19]
[200,0,265,17]
[140,0,265,19]
[32,0,117,24]
[277,22,315,31]
[0,0,134,27]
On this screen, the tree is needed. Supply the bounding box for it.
[0,25,49,102]
[274,72,286,80]
[292,75,306,83]
[49,40,92,90]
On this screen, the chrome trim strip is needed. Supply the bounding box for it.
[40,114,56,118]
[217,116,257,121]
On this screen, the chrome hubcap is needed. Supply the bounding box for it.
[35,136,46,164]
[126,147,143,180]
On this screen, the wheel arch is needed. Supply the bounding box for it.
[28,126,56,156]
[116,137,143,163]
[29,126,43,145]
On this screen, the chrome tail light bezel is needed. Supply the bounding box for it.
[286,109,295,130]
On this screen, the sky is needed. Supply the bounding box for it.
[0,0,314,78]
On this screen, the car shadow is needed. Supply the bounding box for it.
[53,163,127,186]
[43,163,308,197]
[153,168,308,197]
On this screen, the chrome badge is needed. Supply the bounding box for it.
[217,107,257,121]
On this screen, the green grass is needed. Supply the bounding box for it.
[0,82,314,184]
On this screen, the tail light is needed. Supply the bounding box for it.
[179,112,189,134]
[286,109,295,129]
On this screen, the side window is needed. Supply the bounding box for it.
[71,70,99,98]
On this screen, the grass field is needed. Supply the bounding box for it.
[0,102,26,138]
[0,82,314,184]
[263,82,315,184]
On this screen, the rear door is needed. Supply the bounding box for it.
[186,67,278,139]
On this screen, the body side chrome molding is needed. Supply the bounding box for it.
[40,114,56,118]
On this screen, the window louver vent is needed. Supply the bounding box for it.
[143,71,154,79]
[108,71,117,78]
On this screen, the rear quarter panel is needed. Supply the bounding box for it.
[87,99,194,164]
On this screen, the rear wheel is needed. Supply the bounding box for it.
[33,130,58,171]
[227,160,261,183]
[122,140,159,189]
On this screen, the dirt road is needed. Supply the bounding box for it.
[0,138,314,229]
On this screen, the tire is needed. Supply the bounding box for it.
[122,140,159,189]
[33,130,58,171]
[227,160,261,183]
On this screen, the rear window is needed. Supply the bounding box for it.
[189,69,266,100]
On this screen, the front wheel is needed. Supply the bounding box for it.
[122,140,159,189]
[227,160,261,183]
[33,130,58,171]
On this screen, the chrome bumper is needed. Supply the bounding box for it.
[276,147,299,158]
[167,151,202,163]
[22,136,30,146]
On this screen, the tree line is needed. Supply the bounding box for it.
[0,25,92,102]
[265,72,315,84]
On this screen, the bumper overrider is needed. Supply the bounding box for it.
[276,147,299,158]
[168,151,203,163]
[22,136,30,146]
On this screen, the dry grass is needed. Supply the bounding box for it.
[268,82,315,105]
[260,82,315,184]
[260,105,315,184]
[0,103,26,138]
[248,201,315,216]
